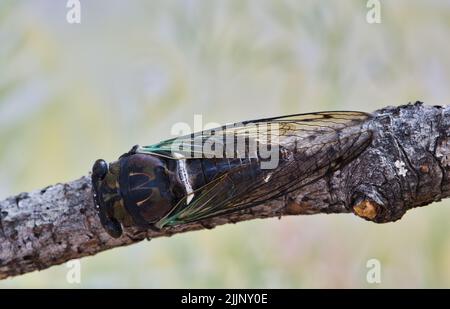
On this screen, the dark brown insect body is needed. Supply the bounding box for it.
[92,112,372,238]
[92,152,264,237]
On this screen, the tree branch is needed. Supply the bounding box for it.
[1,102,449,280]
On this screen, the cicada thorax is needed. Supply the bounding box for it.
[118,153,184,229]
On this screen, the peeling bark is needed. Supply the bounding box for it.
[0,102,449,280]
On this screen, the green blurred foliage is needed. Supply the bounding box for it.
[1,0,450,288]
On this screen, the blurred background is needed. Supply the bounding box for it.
[1,0,450,288]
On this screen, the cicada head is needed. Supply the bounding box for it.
[92,153,181,238]
[92,159,124,238]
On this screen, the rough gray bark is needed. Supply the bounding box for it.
[1,102,449,280]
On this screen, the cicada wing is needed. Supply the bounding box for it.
[156,162,260,227]
[137,111,371,160]
[151,111,373,227]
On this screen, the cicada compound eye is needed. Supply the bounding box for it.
[92,159,108,182]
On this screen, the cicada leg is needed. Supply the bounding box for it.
[119,144,140,159]
[98,210,123,238]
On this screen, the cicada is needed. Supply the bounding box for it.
[92,111,372,238]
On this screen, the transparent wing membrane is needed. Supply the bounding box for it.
[137,111,372,227]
